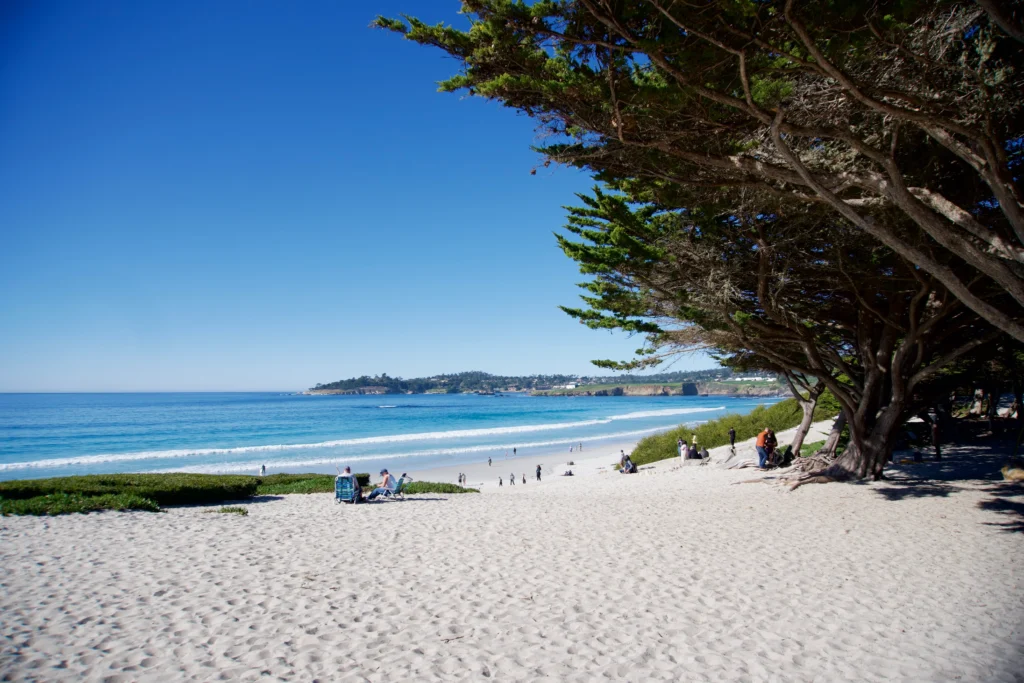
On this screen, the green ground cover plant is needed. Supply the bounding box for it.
[0,492,160,516]
[207,506,248,516]
[255,473,370,495]
[402,481,478,494]
[0,473,259,507]
[0,472,476,515]
[630,394,840,467]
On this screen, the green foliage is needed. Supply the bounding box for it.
[801,440,826,455]
[0,492,160,516]
[630,394,838,466]
[0,473,478,516]
[313,368,766,393]
[208,506,248,516]
[403,481,479,494]
[255,473,370,495]
[0,473,259,507]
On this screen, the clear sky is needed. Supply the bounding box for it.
[0,0,715,391]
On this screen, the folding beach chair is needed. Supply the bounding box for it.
[335,475,360,504]
[378,475,408,501]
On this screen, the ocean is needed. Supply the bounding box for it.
[0,392,779,481]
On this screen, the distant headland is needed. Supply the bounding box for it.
[306,370,786,397]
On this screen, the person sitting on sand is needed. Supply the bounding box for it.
[687,443,699,459]
[562,470,574,476]
[620,454,637,474]
[367,469,393,501]
[341,466,364,503]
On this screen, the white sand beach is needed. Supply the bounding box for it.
[2,427,1022,682]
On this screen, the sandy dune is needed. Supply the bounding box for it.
[2,438,1022,682]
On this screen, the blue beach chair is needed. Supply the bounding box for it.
[335,475,360,504]
[377,475,408,501]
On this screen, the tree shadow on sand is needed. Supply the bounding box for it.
[977,495,1024,534]
[871,439,1024,532]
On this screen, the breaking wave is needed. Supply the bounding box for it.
[0,406,723,472]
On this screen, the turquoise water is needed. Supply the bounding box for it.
[0,392,778,480]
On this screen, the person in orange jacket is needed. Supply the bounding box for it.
[755,428,770,469]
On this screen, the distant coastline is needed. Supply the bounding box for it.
[307,370,786,397]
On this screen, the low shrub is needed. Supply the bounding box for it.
[207,506,248,516]
[0,473,259,507]
[403,481,478,494]
[0,492,160,516]
[630,392,840,467]
[255,473,370,495]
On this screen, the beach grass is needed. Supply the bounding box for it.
[0,473,259,507]
[403,481,479,494]
[256,473,370,495]
[630,393,840,467]
[207,506,249,516]
[0,492,161,516]
[0,472,477,515]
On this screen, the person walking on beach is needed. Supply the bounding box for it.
[536,464,542,481]
[522,473,526,485]
[509,472,515,486]
[728,427,736,448]
[513,447,517,457]
[260,464,266,476]
[578,442,582,451]
[488,457,492,467]
[499,477,503,487]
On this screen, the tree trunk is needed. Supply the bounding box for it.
[820,411,847,457]
[790,388,822,456]
[791,404,903,488]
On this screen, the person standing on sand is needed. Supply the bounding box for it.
[513,447,517,457]
[522,473,526,485]
[755,428,770,469]
[488,457,492,467]
[260,464,266,476]
[677,438,684,458]
[499,477,503,487]
[536,464,542,481]
[509,472,515,486]
[729,428,736,448]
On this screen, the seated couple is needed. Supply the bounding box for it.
[619,451,638,474]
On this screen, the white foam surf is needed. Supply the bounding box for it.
[0,406,724,472]
[161,425,690,474]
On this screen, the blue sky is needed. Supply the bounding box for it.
[0,0,715,391]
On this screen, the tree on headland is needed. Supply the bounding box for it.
[376,0,1024,341]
